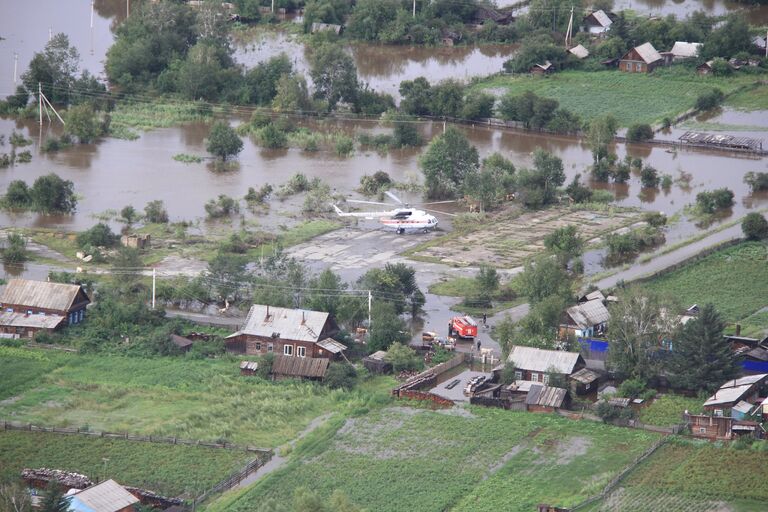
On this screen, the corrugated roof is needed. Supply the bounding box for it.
[508,346,582,374]
[582,290,605,302]
[506,380,538,393]
[632,42,662,64]
[733,400,753,414]
[228,305,329,343]
[69,480,138,512]
[317,338,347,354]
[569,368,600,384]
[271,355,329,378]
[1,279,88,312]
[670,41,701,58]
[565,300,610,329]
[568,44,590,59]
[525,384,567,408]
[0,312,65,329]
[588,10,612,27]
[240,361,258,371]
[720,374,768,389]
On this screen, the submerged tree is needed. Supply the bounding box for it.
[206,121,243,161]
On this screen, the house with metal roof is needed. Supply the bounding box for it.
[559,298,610,339]
[225,305,343,359]
[0,279,90,339]
[669,41,701,61]
[507,346,585,384]
[583,9,612,36]
[620,42,663,73]
[67,479,139,512]
[703,373,768,417]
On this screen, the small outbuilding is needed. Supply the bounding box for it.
[668,41,701,62]
[68,479,139,512]
[620,42,663,73]
[569,368,600,395]
[363,350,392,374]
[530,61,553,75]
[568,44,589,60]
[507,346,585,384]
[240,360,259,376]
[310,22,342,35]
[583,9,612,36]
[559,298,610,339]
[170,334,193,353]
[703,373,768,417]
[525,384,570,412]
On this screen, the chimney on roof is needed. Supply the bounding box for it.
[301,311,306,325]
[265,305,270,321]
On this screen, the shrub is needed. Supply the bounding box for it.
[643,211,668,228]
[324,362,358,389]
[626,123,654,142]
[393,122,421,148]
[205,195,240,219]
[4,180,31,208]
[256,124,288,149]
[617,378,647,399]
[359,171,392,196]
[30,174,77,214]
[385,342,421,372]
[245,184,273,204]
[334,135,354,157]
[695,88,725,111]
[77,223,120,249]
[742,212,768,240]
[660,174,673,190]
[144,200,169,224]
[744,172,768,193]
[2,232,28,263]
[696,188,734,214]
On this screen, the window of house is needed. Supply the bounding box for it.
[255,342,262,351]
[531,373,540,382]
[714,409,723,417]
[514,370,522,380]
[5,308,12,313]
[27,310,32,315]
[297,346,306,358]
[267,343,273,352]
[284,344,293,356]
[699,427,706,433]
[636,63,641,71]
[543,374,550,385]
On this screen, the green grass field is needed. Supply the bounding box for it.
[210,406,660,512]
[0,346,394,447]
[643,241,768,325]
[474,69,763,127]
[726,84,768,111]
[0,431,252,497]
[584,439,768,511]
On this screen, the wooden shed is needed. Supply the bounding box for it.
[170,334,193,353]
[569,368,600,395]
[271,354,329,381]
[530,61,553,75]
[525,384,570,412]
[363,350,392,374]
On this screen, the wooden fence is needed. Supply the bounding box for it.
[571,437,669,511]
[193,457,266,506]
[0,420,272,455]
[397,390,454,408]
[469,396,526,411]
[392,353,469,396]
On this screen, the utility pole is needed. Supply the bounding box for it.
[564,6,574,48]
[90,1,95,55]
[126,0,130,18]
[13,53,18,84]
[367,290,372,330]
[271,0,275,13]
[413,0,416,18]
[38,83,43,126]
[151,268,156,310]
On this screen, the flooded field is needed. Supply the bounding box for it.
[612,0,768,24]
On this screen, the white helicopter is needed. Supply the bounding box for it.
[332,191,455,234]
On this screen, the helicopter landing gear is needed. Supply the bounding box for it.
[396,228,405,235]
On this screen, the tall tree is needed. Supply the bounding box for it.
[587,114,618,164]
[30,174,77,214]
[668,303,739,392]
[544,226,584,266]
[518,255,572,305]
[206,121,243,161]
[309,44,358,109]
[419,127,479,199]
[607,289,677,383]
[22,33,80,104]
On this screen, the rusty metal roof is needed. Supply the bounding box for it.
[525,384,567,408]
[1,279,88,312]
[228,305,330,342]
[0,312,65,329]
[272,355,329,378]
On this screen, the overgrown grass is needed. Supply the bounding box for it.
[173,153,204,163]
[428,276,524,315]
[0,348,394,447]
[642,241,768,323]
[725,84,768,111]
[638,394,703,427]
[474,69,763,126]
[0,346,68,401]
[585,439,768,511]
[211,406,660,512]
[0,430,251,496]
[276,219,341,247]
[736,310,768,339]
[110,101,213,132]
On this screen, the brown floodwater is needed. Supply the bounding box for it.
[613,0,768,24]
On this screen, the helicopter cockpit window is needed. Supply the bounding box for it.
[393,211,412,219]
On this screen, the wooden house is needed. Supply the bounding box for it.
[0,279,90,338]
[271,354,329,381]
[530,61,553,75]
[582,10,612,36]
[703,373,768,417]
[68,479,139,512]
[473,5,513,26]
[619,43,663,73]
[559,298,610,339]
[668,41,701,62]
[225,305,345,359]
[507,346,585,384]
[686,413,764,440]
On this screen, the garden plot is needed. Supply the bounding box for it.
[215,406,659,512]
[409,207,642,268]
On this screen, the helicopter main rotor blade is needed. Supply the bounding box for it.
[422,207,458,217]
[384,190,405,205]
[419,200,459,205]
[347,199,392,206]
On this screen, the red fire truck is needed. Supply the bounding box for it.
[449,316,478,339]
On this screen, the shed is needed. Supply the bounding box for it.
[697,60,714,75]
[620,42,662,73]
[170,334,193,353]
[120,233,150,249]
[569,368,600,395]
[583,9,612,35]
[579,290,605,303]
[732,400,754,420]
[568,44,589,59]
[363,350,393,374]
[240,360,259,376]
[474,5,513,25]
[525,384,570,412]
[530,61,553,75]
[271,354,329,381]
[753,35,767,52]
[68,479,139,512]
